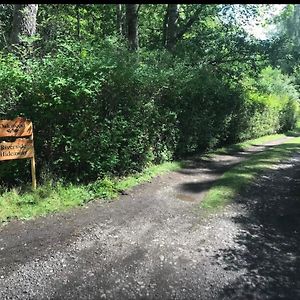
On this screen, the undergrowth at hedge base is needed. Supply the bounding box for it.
[1,129,299,223]
[0,161,181,223]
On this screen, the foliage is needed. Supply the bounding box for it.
[0,4,13,49]
[240,66,299,136]
[0,4,298,188]
[268,5,300,74]
[253,66,298,99]
[0,39,298,185]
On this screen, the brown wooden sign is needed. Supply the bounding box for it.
[0,117,36,189]
[0,139,34,161]
[0,117,32,138]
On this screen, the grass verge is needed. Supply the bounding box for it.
[0,161,181,223]
[201,136,300,211]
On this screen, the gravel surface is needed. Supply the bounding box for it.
[0,137,299,299]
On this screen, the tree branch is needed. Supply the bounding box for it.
[137,4,142,14]
[208,56,268,66]
[176,5,203,41]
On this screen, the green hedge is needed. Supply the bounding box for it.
[0,41,298,184]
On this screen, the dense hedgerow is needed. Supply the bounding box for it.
[0,40,298,184]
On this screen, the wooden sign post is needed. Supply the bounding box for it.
[0,117,36,189]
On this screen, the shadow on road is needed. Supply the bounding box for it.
[177,143,280,177]
[215,155,300,299]
[177,144,300,200]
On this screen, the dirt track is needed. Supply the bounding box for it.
[0,137,299,299]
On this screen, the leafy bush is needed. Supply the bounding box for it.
[0,41,298,185]
[236,67,299,140]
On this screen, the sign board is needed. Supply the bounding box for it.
[0,117,32,137]
[0,117,36,189]
[0,139,34,161]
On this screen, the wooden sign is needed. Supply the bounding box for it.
[0,139,34,161]
[0,117,32,138]
[0,117,36,190]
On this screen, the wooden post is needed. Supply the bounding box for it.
[30,131,37,190]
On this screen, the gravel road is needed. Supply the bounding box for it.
[0,137,299,299]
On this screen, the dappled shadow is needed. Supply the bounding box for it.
[214,152,300,299]
[177,144,300,199]
[213,145,266,157]
[285,127,300,137]
[178,156,244,176]
[178,163,238,176]
[179,179,217,194]
[286,132,300,137]
[177,143,281,177]
[179,156,224,169]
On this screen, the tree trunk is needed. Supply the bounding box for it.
[76,4,80,40]
[292,4,300,47]
[165,4,178,51]
[10,4,38,45]
[116,4,123,36]
[126,4,139,51]
[162,5,168,48]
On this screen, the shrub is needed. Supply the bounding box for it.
[0,41,298,185]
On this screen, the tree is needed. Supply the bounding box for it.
[164,4,204,51]
[10,4,38,45]
[285,4,300,48]
[116,4,126,37]
[165,4,178,51]
[267,5,300,73]
[126,4,139,51]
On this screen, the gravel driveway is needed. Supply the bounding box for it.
[0,137,299,299]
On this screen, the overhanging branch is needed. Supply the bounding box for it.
[176,6,203,41]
